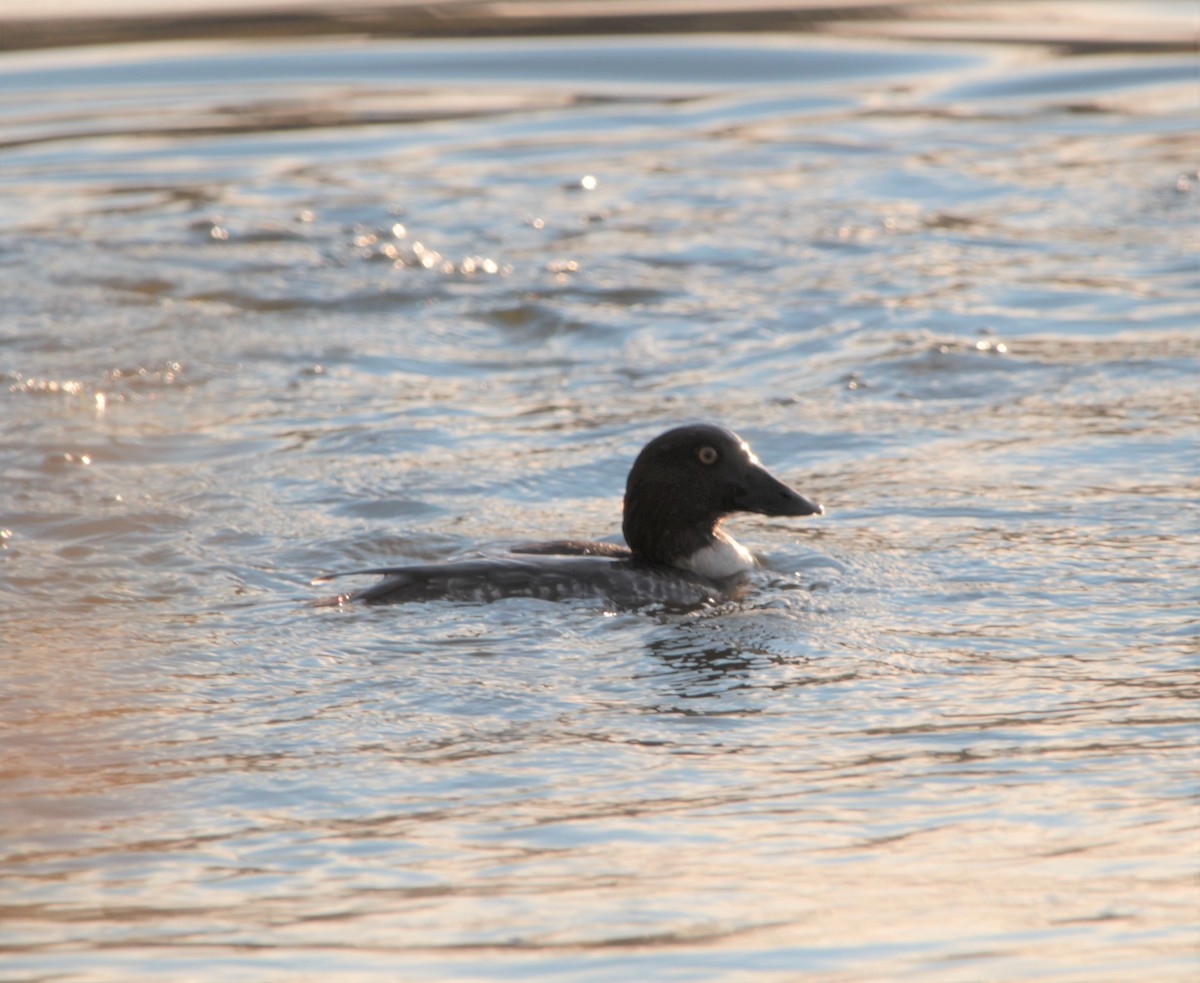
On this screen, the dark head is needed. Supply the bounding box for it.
[621,424,822,566]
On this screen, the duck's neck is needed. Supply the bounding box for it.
[675,528,755,579]
[623,484,755,577]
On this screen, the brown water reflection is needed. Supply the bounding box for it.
[4,0,1195,53]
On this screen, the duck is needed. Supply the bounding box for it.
[314,423,822,608]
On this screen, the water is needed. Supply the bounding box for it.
[1,14,1198,983]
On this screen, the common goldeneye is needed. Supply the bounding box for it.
[315,423,822,608]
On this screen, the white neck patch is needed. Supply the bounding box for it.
[677,529,756,579]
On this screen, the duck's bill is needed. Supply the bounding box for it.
[733,464,824,517]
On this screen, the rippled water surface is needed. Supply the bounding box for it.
[1,19,1197,983]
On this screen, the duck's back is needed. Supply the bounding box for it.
[321,554,733,609]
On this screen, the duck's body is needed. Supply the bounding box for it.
[335,554,728,608]
[315,424,822,608]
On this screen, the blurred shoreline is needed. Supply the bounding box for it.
[1,0,1192,54]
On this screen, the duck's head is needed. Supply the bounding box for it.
[621,423,822,568]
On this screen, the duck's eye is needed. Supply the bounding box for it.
[697,445,719,465]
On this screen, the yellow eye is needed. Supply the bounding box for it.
[697,445,719,465]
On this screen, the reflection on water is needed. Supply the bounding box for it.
[1,8,1198,983]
